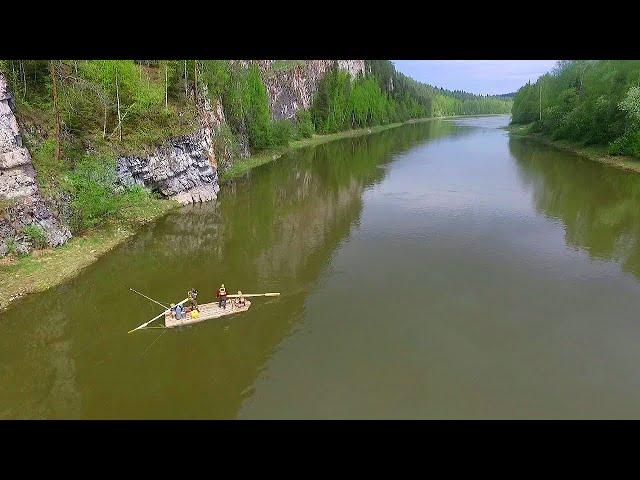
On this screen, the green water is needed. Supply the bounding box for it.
[3,115,640,419]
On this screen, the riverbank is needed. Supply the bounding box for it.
[507,123,640,173]
[1,114,503,311]
[0,197,178,311]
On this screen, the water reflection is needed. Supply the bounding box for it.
[0,120,451,418]
[510,137,640,277]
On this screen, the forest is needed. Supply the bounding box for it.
[510,60,640,157]
[0,59,512,236]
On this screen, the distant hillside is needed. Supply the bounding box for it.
[495,92,517,100]
[372,61,513,117]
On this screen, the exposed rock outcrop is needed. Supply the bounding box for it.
[0,74,38,200]
[0,73,71,256]
[116,129,220,205]
[234,60,366,120]
[116,60,365,204]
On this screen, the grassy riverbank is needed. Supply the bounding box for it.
[508,123,640,173]
[0,197,178,311]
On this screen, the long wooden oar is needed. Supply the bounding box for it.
[128,297,189,334]
[129,287,170,310]
[226,293,280,298]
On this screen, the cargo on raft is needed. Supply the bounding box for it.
[165,299,252,328]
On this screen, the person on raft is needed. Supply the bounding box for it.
[188,288,199,312]
[235,291,246,308]
[217,284,228,309]
[170,303,186,320]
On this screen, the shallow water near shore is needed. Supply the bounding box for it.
[3,115,640,419]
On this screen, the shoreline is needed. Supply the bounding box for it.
[0,198,178,311]
[0,114,507,312]
[507,123,640,174]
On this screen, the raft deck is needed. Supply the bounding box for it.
[165,300,251,328]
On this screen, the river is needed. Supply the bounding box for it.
[3,115,640,419]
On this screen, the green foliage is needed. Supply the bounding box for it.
[62,152,157,232]
[5,238,18,256]
[270,119,294,146]
[200,60,230,99]
[610,130,640,157]
[1,58,519,240]
[64,153,120,231]
[511,60,640,157]
[24,224,47,249]
[312,61,510,135]
[243,66,273,149]
[620,86,640,126]
[30,137,68,192]
[432,93,512,117]
[294,109,314,138]
[79,60,164,113]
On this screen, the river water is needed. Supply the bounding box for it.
[3,115,640,419]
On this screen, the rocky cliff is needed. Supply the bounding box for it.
[116,86,235,205]
[116,60,365,202]
[0,73,71,256]
[236,60,366,120]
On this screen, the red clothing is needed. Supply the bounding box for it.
[217,290,227,298]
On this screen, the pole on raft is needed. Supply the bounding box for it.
[128,297,189,334]
[226,293,280,298]
[129,287,170,310]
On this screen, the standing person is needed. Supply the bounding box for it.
[188,288,199,312]
[217,284,227,309]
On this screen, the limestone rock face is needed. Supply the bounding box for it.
[0,73,71,255]
[117,130,220,205]
[232,60,366,121]
[0,74,39,200]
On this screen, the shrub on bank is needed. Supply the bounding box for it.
[295,109,315,139]
[64,153,119,231]
[24,224,47,249]
[270,119,293,146]
[610,130,640,158]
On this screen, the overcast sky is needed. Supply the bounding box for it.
[392,60,558,95]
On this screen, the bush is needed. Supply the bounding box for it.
[5,238,18,256]
[270,119,293,147]
[30,138,67,192]
[24,223,47,249]
[610,130,640,157]
[295,109,314,138]
[64,153,119,231]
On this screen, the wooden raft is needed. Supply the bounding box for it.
[165,300,251,328]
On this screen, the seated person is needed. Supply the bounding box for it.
[235,291,246,307]
[171,303,186,320]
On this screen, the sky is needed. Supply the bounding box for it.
[392,60,558,96]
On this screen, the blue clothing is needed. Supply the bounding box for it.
[172,304,185,320]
